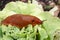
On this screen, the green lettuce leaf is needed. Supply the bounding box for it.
[0,10,16,21]
[39,12,60,40]
[0,26,3,38]
[3,1,43,15]
[37,25,48,40]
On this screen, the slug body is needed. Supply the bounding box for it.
[1,14,42,28]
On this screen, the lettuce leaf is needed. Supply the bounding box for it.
[39,12,60,40]
[0,26,3,38]
[2,36,13,40]
[38,25,48,40]
[0,10,16,21]
[1,24,38,40]
[3,1,43,15]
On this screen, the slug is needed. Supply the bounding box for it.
[1,14,42,28]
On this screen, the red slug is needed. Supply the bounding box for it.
[1,14,42,28]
